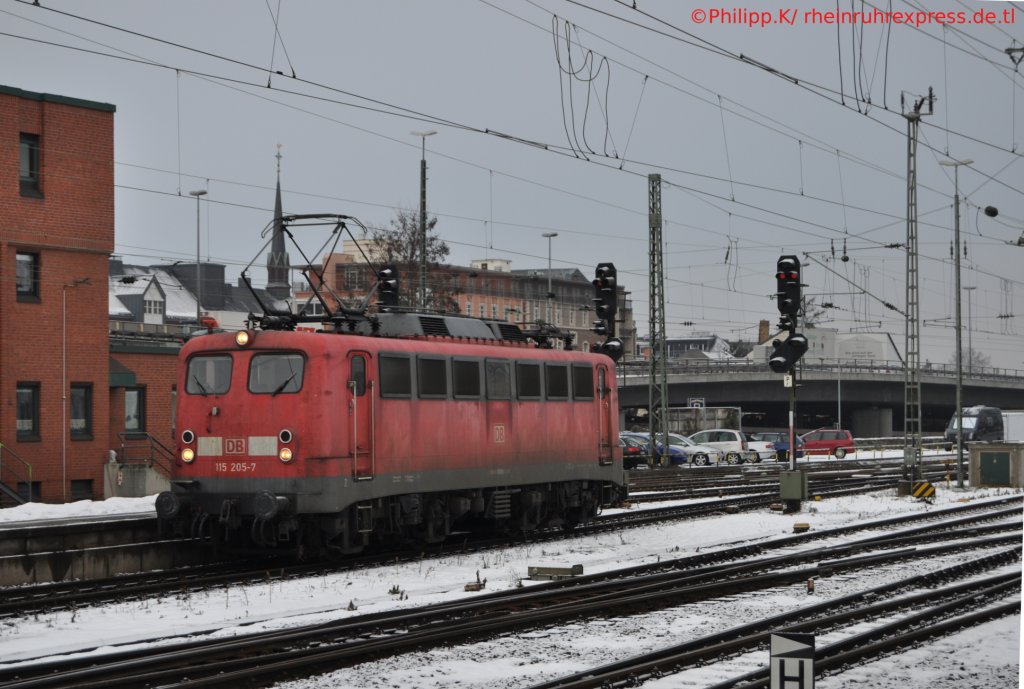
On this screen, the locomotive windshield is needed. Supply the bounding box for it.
[186,355,232,395]
[249,353,304,395]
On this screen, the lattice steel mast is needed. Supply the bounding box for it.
[648,174,669,463]
[902,90,933,480]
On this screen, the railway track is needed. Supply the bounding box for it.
[526,566,1019,689]
[0,475,995,618]
[0,497,1018,689]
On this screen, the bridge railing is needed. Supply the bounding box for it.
[617,357,1024,383]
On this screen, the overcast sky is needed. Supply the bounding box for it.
[4,0,1023,367]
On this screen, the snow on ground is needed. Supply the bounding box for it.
[0,480,1020,689]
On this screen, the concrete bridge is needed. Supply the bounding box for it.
[616,358,1024,436]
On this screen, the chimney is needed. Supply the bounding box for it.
[758,319,770,344]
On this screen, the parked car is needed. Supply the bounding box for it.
[800,428,856,458]
[688,429,758,464]
[743,432,776,462]
[622,432,724,466]
[748,432,804,460]
[666,433,726,466]
[619,433,649,470]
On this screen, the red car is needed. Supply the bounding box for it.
[799,428,856,458]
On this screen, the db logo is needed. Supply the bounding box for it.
[493,425,506,444]
[225,438,247,454]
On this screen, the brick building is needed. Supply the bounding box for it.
[0,85,115,503]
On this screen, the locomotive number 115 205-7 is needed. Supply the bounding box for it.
[214,461,258,473]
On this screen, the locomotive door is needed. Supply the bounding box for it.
[597,365,614,464]
[347,352,375,480]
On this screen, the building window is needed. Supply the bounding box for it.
[125,387,146,433]
[344,266,367,291]
[492,305,498,319]
[17,481,41,502]
[144,300,162,315]
[70,384,93,439]
[466,299,472,316]
[298,301,324,316]
[16,383,40,440]
[20,133,42,197]
[16,252,40,300]
[70,479,94,501]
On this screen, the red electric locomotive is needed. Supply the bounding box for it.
[156,215,627,555]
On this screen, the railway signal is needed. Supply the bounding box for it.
[768,332,809,373]
[592,263,617,336]
[378,265,399,307]
[775,255,801,320]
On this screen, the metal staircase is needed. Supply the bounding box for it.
[0,442,33,507]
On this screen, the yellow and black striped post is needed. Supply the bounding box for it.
[911,480,936,501]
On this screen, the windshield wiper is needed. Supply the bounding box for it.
[192,375,210,397]
[271,373,297,397]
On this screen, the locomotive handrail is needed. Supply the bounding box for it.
[0,441,33,504]
[117,432,175,479]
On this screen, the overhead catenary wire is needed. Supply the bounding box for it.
[7,2,1022,349]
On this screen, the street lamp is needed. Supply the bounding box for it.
[542,232,557,324]
[411,130,437,309]
[938,158,971,488]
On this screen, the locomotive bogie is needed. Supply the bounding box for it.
[158,328,625,554]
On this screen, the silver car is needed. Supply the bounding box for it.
[664,433,725,466]
[688,429,759,464]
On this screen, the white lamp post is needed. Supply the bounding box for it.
[189,189,207,326]
[542,232,557,323]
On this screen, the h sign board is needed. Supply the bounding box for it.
[770,633,814,689]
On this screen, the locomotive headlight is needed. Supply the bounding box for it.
[279,447,293,462]
[235,330,252,347]
[181,448,196,463]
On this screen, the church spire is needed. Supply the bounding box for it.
[266,144,291,300]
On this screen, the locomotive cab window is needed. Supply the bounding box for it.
[418,357,448,398]
[186,355,232,395]
[380,355,412,397]
[249,353,304,395]
[516,362,542,400]
[572,364,594,399]
[453,359,481,398]
[545,364,569,400]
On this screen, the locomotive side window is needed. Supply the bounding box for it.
[453,359,481,398]
[418,357,448,398]
[380,355,412,397]
[516,362,542,400]
[350,356,366,396]
[186,355,232,395]
[485,359,511,400]
[545,364,569,400]
[572,364,594,399]
[249,354,304,395]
